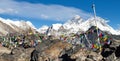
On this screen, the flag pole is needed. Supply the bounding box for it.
[92,4,100,44]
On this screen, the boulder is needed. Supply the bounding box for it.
[0,53,15,61]
[31,40,72,61]
[71,48,103,61]
[0,47,11,54]
[0,47,34,61]
[39,41,72,61]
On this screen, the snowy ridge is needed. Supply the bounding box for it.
[37,25,49,33]
[26,21,36,29]
[0,17,36,35]
[39,15,120,35]
[80,17,120,35]
[63,15,84,33]
[52,23,62,31]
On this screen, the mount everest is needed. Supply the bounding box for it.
[38,15,120,35]
[0,15,120,36]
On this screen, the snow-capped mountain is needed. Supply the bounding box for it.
[1,15,119,36]
[65,16,120,35]
[39,15,120,35]
[63,15,84,33]
[37,25,49,33]
[0,17,36,35]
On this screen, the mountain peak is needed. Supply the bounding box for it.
[40,15,120,35]
[0,17,37,35]
[65,15,84,26]
[71,15,84,24]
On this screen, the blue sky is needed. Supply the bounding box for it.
[0,0,120,29]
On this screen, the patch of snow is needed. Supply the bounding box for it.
[52,23,62,31]
[37,25,49,33]
[26,21,36,29]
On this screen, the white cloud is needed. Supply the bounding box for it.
[0,0,92,21]
[40,14,49,19]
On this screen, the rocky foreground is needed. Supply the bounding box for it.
[0,38,120,61]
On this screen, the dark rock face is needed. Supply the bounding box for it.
[60,54,76,61]
[100,42,120,61]
[30,50,39,61]
[101,48,114,58]
[115,45,120,57]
